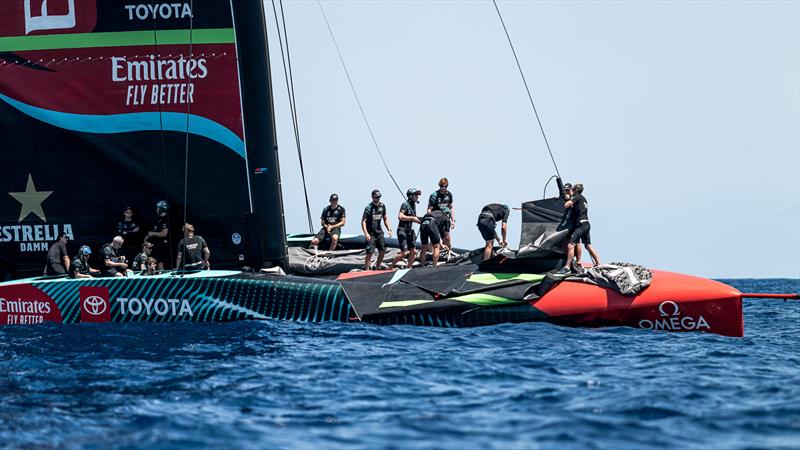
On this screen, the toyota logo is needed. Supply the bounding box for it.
[83,295,107,316]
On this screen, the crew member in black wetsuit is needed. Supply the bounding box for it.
[561,183,582,264]
[418,209,449,267]
[477,203,510,261]
[70,245,100,279]
[101,236,128,277]
[117,206,140,261]
[44,232,70,276]
[176,223,210,270]
[132,242,153,272]
[361,189,392,270]
[390,188,422,269]
[310,194,347,251]
[558,183,601,274]
[427,177,455,249]
[145,200,170,270]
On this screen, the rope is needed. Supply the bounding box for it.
[316,0,404,199]
[272,0,314,233]
[492,0,561,179]
[179,0,195,273]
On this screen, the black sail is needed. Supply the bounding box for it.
[0,1,286,278]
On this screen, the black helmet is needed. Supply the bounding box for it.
[156,200,169,212]
[79,245,92,256]
[406,188,421,197]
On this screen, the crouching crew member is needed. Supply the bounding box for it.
[145,200,170,270]
[419,209,450,267]
[45,232,70,275]
[101,236,128,277]
[70,245,100,279]
[390,188,422,269]
[310,194,346,251]
[132,242,154,272]
[559,183,601,274]
[362,189,392,270]
[477,203,510,261]
[428,177,455,249]
[176,223,210,270]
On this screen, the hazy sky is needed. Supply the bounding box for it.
[263,0,799,279]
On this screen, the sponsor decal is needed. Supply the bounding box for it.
[124,3,192,21]
[116,297,193,318]
[0,0,96,37]
[639,300,710,332]
[303,255,332,273]
[0,284,62,325]
[80,286,110,323]
[231,233,241,245]
[2,174,74,252]
[112,54,208,106]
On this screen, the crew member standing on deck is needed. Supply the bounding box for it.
[309,194,346,251]
[561,183,582,266]
[390,188,422,269]
[361,190,392,270]
[558,183,601,274]
[116,206,140,261]
[418,209,450,267]
[176,223,210,270]
[428,177,455,250]
[145,200,170,270]
[477,203,510,261]
[44,232,70,275]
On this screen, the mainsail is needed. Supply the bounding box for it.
[0,0,286,278]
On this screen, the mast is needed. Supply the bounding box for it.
[231,1,288,269]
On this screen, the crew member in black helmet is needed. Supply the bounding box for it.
[145,200,170,270]
[361,189,392,270]
[390,188,422,269]
[117,205,140,261]
[176,223,210,270]
[558,183,601,274]
[132,241,154,272]
[427,177,455,249]
[418,208,450,267]
[477,203,510,261]
[101,236,128,277]
[310,194,346,251]
[70,245,100,279]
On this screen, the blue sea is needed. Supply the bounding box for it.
[1,279,798,450]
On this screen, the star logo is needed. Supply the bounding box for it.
[8,174,53,223]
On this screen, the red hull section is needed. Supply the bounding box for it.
[533,270,744,337]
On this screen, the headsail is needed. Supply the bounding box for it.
[0,0,286,278]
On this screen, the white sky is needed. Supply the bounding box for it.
[264,0,800,279]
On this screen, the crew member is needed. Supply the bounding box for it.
[101,236,128,277]
[143,257,158,276]
[477,203,510,261]
[145,200,170,270]
[558,183,601,274]
[310,194,346,251]
[70,245,100,279]
[427,177,455,249]
[117,205,141,261]
[390,188,422,269]
[44,232,70,276]
[176,223,210,270]
[361,189,392,270]
[561,183,582,265]
[132,242,154,272]
[418,209,449,267]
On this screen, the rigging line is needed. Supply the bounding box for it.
[491,0,561,179]
[316,0,404,199]
[273,0,313,233]
[150,0,172,267]
[180,0,195,273]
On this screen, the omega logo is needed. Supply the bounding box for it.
[83,295,107,316]
[658,300,680,317]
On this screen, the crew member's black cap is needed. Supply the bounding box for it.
[371,189,382,198]
[563,183,573,189]
[330,193,338,201]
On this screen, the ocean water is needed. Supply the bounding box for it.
[1,279,798,450]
